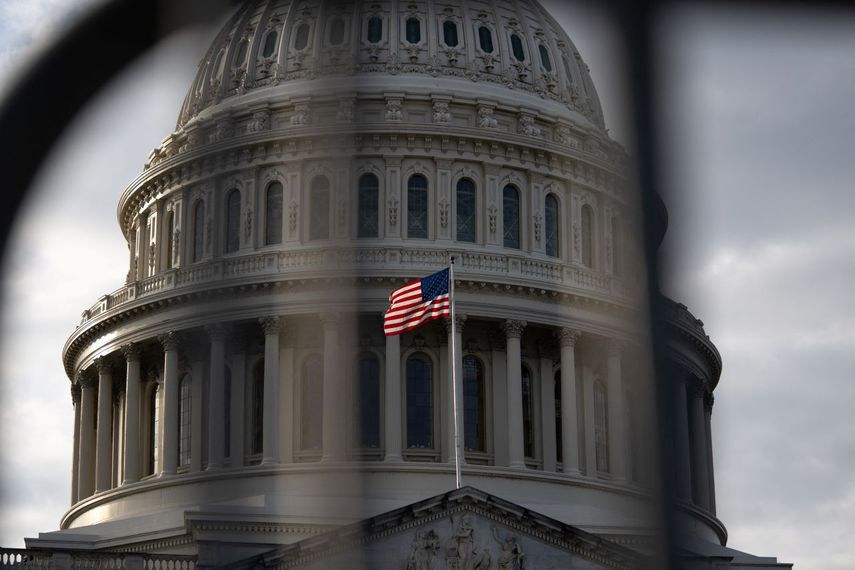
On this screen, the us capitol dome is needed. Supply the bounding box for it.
[11,0,788,568]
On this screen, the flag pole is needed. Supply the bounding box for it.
[449,256,462,489]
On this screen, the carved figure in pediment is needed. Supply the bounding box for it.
[405,529,439,570]
[492,527,524,570]
[445,516,492,570]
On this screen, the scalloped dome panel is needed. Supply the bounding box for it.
[176,0,605,130]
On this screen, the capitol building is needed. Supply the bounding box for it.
[4,0,790,568]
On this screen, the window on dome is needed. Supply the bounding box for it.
[366,17,382,44]
[406,353,433,449]
[522,364,534,458]
[612,215,621,276]
[165,211,175,269]
[265,182,283,245]
[456,178,476,243]
[357,173,379,238]
[539,44,552,72]
[510,33,525,61]
[407,174,428,239]
[224,366,232,459]
[178,374,191,466]
[309,176,330,241]
[581,204,594,268]
[503,185,520,249]
[329,18,346,46]
[554,371,562,464]
[405,17,421,44]
[463,355,485,453]
[443,20,459,47]
[294,24,311,51]
[192,200,205,262]
[225,189,241,253]
[234,38,249,66]
[545,193,559,257]
[261,30,278,58]
[594,379,609,472]
[302,354,323,451]
[355,353,381,449]
[478,26,494,53]
[250,360,264,456]
[563,54,574,84]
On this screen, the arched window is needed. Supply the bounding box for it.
[463,356,485,452]
[442,20,459,47]
[522,365,534,458]
[478,26,494,53]
[539,44,552,72]
[265,182,283,245]
[355,353,380,449]
[456,178,476,243]
[357,173,379,238]
[366,17,382,44]
[502,185,520,249]
[545,194,559,257]
[611,215,621,276]
[302,354,323,451]
[554,371,562,464]
[294,24,310,51]
[178,375,191,466]
[309,176,330,241]
[261,30,278,58]
[406,353,433,449]
[510,33,525,61]
[594,379,609,472]
[329,18,346,46]
[407,174,428,239]
[224,366,232,460]
[148,385,159,475]
[192,200,205,262]
[225,189,241,253]
[234,38,248,66]
[581,204,594,268]
[165,211,175,269]
[250,360,264,456]
[405,17,421,44]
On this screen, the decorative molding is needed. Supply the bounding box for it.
[556,327,581,348]
[259,316,281,335]
[121,343,142,362]
[158,331,181,352]
[501,320,526,340]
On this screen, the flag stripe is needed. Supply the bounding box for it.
[383,269,450,336]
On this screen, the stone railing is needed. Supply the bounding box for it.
[0,550,195,570]
[78,247,628,327]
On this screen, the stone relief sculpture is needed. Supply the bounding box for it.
[405,529,440,570]
[492,527,524,570]
[445,516,491,570]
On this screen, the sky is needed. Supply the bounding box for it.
[1,1,854,567]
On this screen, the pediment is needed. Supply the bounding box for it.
[227,487,641,569]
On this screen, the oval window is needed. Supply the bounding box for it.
[262,31,278,58]
[510,34,525,61]
[443,20,459,47]
[366,17,382,43]
[539,44,552,72]
[405,18,421,44]
[478,26,494,53]
[294,24,310,51]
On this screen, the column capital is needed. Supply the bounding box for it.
[501,319,527,340]
[259,316,282,335]
[77,371,97,389]
[94,356,112,375]
[687,379,707,400]
[442,314,467,335]
[121,343,142,362]
[158,331,181,352]
[319,313,339,330]
[556,327,581,348]
[606,338,627,357]
[205,323,231,342]
[70,382,81,403]
[704,391,715,414]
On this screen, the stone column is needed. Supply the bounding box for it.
[159,332,180,475]
[70,384,82,504]
[260,317,281,465]
[94,357,114,493]
[190,357,204,472]
[320,313,345,463]
[557,328,582,475]
[539,355,557,472]
[445,315,466,465]
[689,381,711,509]
[705,393,717,515]
[673,376,693,500]
[229,351,246,468]
[206,324,228,470]
[384,331,402,461]
[503,319,527,469]
[489,332,508,467]
[582,367,597,476]
[121,344,142,484]
[77,373,97,499]
[606,340,626,480]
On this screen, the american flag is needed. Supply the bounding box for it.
[383,268,451,336]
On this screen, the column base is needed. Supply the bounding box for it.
[384,454,403,462]
[260,458,279,466]
[561,467,582,476]
[509,461,527,470]
[205,462,223,471]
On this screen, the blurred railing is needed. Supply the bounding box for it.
[0,549,195,570]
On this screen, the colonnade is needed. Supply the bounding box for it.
[673,375,717,513]
[68,312,714,515]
